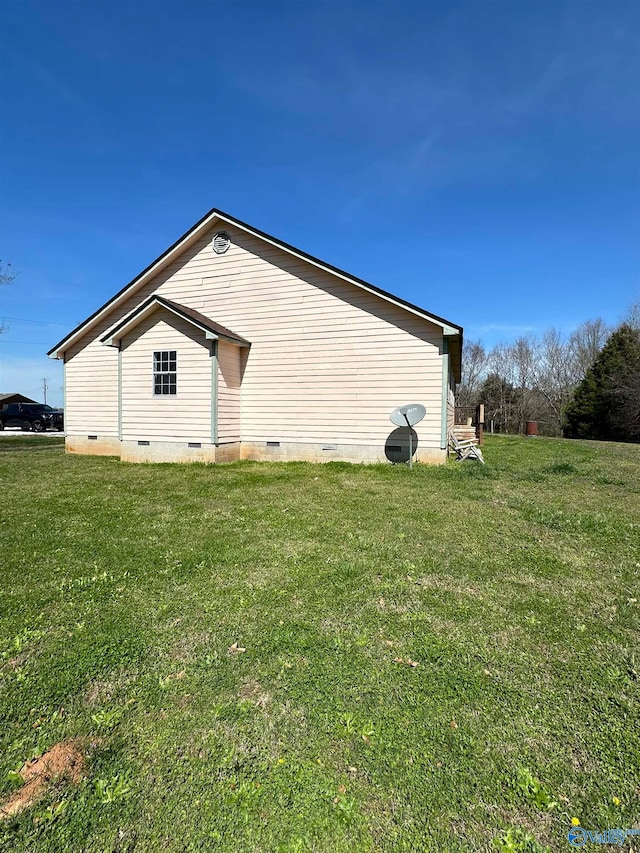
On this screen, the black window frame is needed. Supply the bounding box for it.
[153,350,177,396]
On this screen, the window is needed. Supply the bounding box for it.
[153,350,177,395]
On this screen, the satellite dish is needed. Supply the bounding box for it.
[389,404,426,468]
[390,404,426,428]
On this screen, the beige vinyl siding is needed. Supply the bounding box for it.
[65,219,449,451]
[120,313,211,441]
[62,285,206,439]
[152,225,445,449]
[217,341,242,443]
[64,341,119,436]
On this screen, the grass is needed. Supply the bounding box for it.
[0,434,638,852]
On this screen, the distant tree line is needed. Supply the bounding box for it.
[457,302,640,443]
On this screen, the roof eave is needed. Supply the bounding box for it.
[48,208,226,357]
[446,329,463,384]
[48,207,462,357]
[99,295,250,349]
[211,211,463,335]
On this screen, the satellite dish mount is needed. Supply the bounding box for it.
[389,404,426,469]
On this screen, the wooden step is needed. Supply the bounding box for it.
[453,426,477,442]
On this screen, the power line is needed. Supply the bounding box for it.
[0,316,69,327]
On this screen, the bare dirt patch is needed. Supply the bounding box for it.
[238,679,271,709]
[0,739,88,820]
[5,652,29,670]
[84,672,138,707]
[84,679,115,707]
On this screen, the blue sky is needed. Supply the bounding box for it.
[1,0,639,407]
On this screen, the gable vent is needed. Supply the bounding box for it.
[212,232,231,254]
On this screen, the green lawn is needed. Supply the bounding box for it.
[0,435,638,852]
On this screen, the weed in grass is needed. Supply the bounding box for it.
[3,627,44,656]
[33,798,68,825]
[360,722,375,740]
[605,665,625,682]
[226,779,263,824]
[90,707,124,730]
[277,838,313,853]
[6,769,23,789]
[94,774,132,804]
[338,714,374,744]
[331,790,358,825]
[494,826,551,853]
[515,768,558,812]
[12,666,28,683]
[340,713,357,736]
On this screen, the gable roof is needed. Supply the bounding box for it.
[48,208,463,372]
[100,295,251,348]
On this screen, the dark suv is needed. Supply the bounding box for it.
[0,403,64,432]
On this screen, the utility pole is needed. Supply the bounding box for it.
[42,378,48,405]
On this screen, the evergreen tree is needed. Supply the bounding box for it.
[564,324,640,442]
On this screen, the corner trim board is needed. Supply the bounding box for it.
[117,345,122,440]
[441,338,449,450]
[211,340,218,445]
[63,355,67,435]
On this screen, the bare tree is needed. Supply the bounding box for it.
[569,318,610,381]
[492,337,538,433]
[485,339,535,433]
[533,328,575,433]
[624,300,640,332]
[480,371,518,433]
[465,314,629,437]
[457,339,488,407]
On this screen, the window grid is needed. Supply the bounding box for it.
[153,350,177,395]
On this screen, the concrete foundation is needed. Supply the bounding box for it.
[65,436,447,465]
[239,441,446,465]
[66,436,122,457]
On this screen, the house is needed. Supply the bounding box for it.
[48,210,462,464]
[0,393,38,410]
